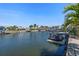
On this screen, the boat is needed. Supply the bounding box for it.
[47,32,69,45]
[26,30,31,32]
[47,38,66,45]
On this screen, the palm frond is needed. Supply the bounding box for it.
[64,4,76,13]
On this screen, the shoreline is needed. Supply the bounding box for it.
[4,30,26,34]
[0,30,47,34]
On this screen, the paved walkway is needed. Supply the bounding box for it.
[66,38,79,56]
[68,38,79,45]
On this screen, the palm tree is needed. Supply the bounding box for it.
[29,25,33,30]
[64,3,79,35]
[34,24,37,27]
[33,24,36,30]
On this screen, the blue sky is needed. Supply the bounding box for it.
[0,3,68,27]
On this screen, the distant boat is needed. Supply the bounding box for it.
[26,30,31,32]
[47,32,69,45]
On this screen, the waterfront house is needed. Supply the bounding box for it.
[29,24,39,31]
[0,26,5,34]
[48,26,62,32]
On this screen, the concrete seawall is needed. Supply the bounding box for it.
[66,37,79,56]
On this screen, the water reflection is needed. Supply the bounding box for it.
[0,31,67,56]
[40,45,66,56]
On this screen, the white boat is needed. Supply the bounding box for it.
[47,39,66,45]
[47,32,69,45]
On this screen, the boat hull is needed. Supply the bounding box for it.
[47,39,66,45]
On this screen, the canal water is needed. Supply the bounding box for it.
[0,31,66,56]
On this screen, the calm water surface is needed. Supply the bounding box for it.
[0,31,65,56]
